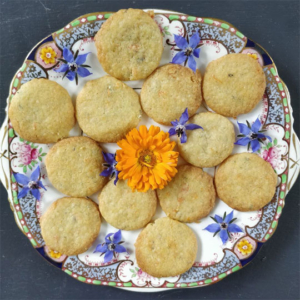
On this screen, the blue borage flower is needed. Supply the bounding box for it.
[235,118,272,153]
[169,108,203,143]
[204,211,243,244]
[171,32,201,72]
[54,47,92,84]
[100,152,119,185]
[13,165,46,200]
[94,230,127,263]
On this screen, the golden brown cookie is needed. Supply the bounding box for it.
[45,137,107,197]
[76,76,142,143]
[157,165,215,222]
[40,197,101,256]
[135,217,197,277]
[95,9,163,80]
[178,112,235,167]
[8,79,75,143]
[203,54,266,117]
[99,179,157,230]
[215,153,277,211]
[141,64,202,125]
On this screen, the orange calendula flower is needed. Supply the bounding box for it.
[40,47,57,64]
[237,239,253,256]
[116,125,179,192]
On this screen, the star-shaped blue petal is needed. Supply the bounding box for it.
[94,230,127,263]
[171,32,201,72]
[100,152,119,185]
[13,165,46,201]
[54,47,92,84]
[204,211,243,245]
[168,108,203,143]
[235,118,272,153]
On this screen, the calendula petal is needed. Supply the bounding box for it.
[139,125,148,138]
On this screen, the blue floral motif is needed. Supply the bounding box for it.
[169,108,203,143]
[94,230,127,263]
[171,32,201,72]
[13,165,46,200]
[100,152,119,185]
[204,211,243,244]
[235,118,272,152]
[54,47,92,84]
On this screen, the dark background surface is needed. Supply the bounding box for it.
[0,0,299,299]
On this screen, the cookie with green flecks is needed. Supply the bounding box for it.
[8,78,75,144]
[99,179,157,230]
[135,217,197,277]
[95,9,163,80]
[178,112,235,167]
[215,153,277,211]
[76,76,142,143]
[141,64,202,125]
[45,136,107,197]
[203,53,266,117]
[157,165,215,223]
[41,197,101,256]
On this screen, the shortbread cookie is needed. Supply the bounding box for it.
[95,9,163,80]
[40,197,101,256]
[178,112,235,167]
[99,179,157,230]
[45,137,107,197]
[157,165,215,222]
[141,64,202,125]
[135,217,197,277]
[76,76,142,142]
[215,153,277,211]
[9,79,75,143]
[203,53,266,117]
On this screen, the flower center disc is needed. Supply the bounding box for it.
[250,133,258,139]
[28,181,38,189]
[185,47,193,56]
[108,243,116,251]
[68,63,78,72]
[46,53,52,58]
[138,150,157,168]
[176,125,185,137]
[221,222,228,229]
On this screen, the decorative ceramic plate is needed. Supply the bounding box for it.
[1,9,299,292]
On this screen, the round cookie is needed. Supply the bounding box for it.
[8,79,75,143]
[178,112,235,167]
[40,197,101,256]
[203,53,266,117]
[157,165,215,222]
[99,179,157,230]
[95,9,163,81]
[76,76,142,143]
[215,153,277,211]
[141,64,202,125]
[135,217,197,277]
[45,137,107,197]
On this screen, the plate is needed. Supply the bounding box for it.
[0,9,299,292]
